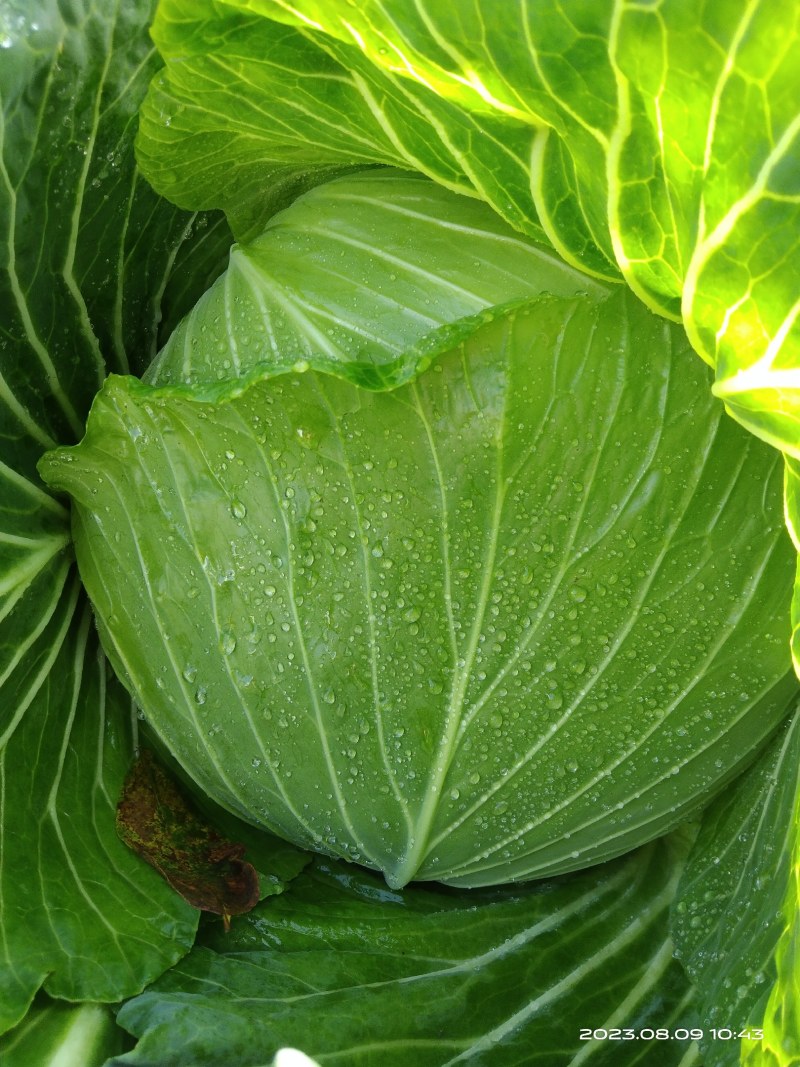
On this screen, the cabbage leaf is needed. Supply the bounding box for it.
[3,0,800,1060]
[114,838,698,1066]
[132,1,800,1054]
[41,285,796,888]
[673,710,800,1065]
[0,0,230,1031]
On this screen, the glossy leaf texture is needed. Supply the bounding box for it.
[231,0,800,386]
[0,995,126,1067]
[0,0,235,1032]
[740,727,800,1066]
[224,0,620,276]
[146,170,609,391]
[671,710,800,1065]
[113,839,699,1067]
[137,0,559,249]
[41,291,797,887]
[0,604,198,1032]
[140,0,800,673]
[137,6,800,1042]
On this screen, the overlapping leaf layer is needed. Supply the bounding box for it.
[3,0,800,1061]
[41,283,796,887]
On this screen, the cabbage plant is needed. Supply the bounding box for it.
[2,1,800,1065]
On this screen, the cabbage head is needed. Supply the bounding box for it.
[41,176,796,888]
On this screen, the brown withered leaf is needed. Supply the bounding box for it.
[116,749,260,931]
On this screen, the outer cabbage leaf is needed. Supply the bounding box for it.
[41,293,796,888]
[672,710,800,1065]
[608,0,800,465]
[113,839,699,1066]
[0,996,126,1066]
[155,211,233,354]
[0,602,200,1033]
[739,730,800,1066]
[0,0,235,1032]
[221,0,619,277]
[746,872,800,1066]
[233,0,800,398]
[147,170,608,391]
[137,0,561,251]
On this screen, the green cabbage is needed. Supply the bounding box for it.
[40,177,796,887]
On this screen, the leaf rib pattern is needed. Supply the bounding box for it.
[391,359,509,886]
[146,171,605,398]
[312,378,416,838]
[42,288,798,888]
[673,709,800,1064]
[114,840,699,1066]
[0,0,249,1036]
[440,457,787,882]
[257,412,366,850]
[60,0,118,396]
[227,0,800,478]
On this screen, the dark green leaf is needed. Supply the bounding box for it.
[113,839,699,1066]
[0,606,198,1033]
[673,710,800,1065]
[0,994,126,1066]
[0,0,235,1031]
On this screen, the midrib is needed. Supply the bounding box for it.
[387,443,506,888]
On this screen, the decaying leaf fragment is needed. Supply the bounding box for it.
[116,750,260,930]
